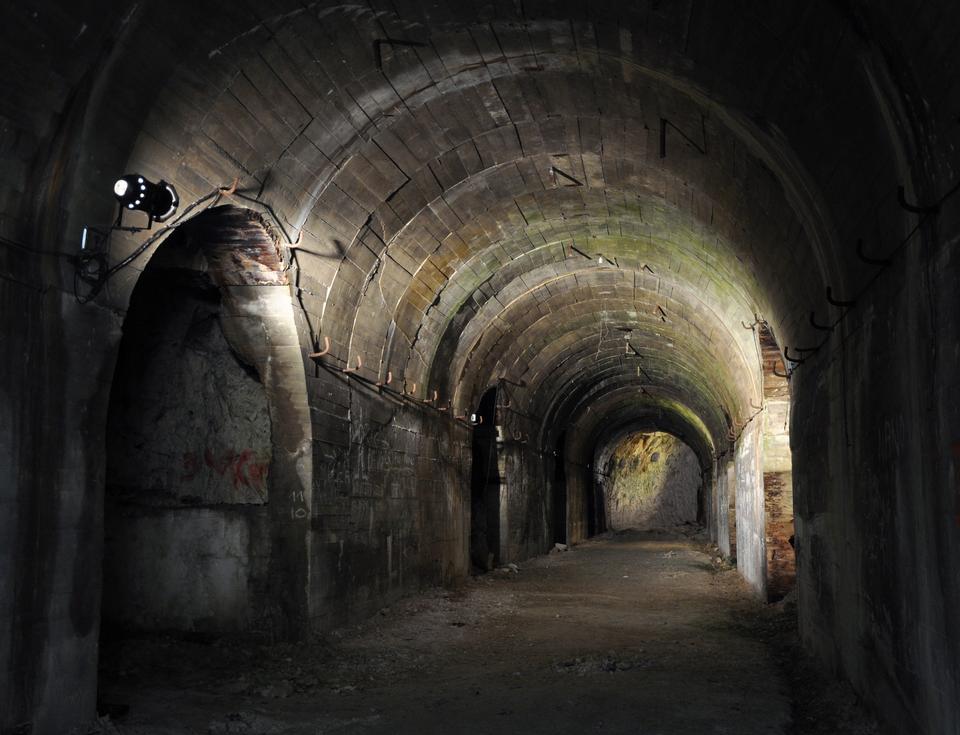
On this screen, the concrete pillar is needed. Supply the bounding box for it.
[735,421,767,598]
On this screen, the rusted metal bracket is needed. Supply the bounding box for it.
[897,185,939,215]
[783,346,806,365]
[308,335,331,359]
[856,237,891,267]
[219,178,239,196]
[660,115,707,158]
[809,312,833,332]
[826,286,856,309]
[548,166,583,186]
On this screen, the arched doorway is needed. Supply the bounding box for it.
[552,430,568,545]
[101,206,312,647]
[470,387,500,572]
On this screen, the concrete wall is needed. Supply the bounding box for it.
[713,459,733,558]
[792,237,960,733]
[725,462,737,560]
[0,280,115,735]
[102,507,267,632]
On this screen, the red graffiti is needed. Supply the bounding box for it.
[181,448,269,490]
[231,448,269,490]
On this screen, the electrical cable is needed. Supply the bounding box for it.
[74,187,229,304]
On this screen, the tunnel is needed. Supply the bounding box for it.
[2,2,960,733]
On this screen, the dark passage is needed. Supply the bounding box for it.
[552,430,568,545]
[469,387,500,573]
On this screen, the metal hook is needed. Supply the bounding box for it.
[897,185,940,215]
[342,353,362,373]
[423,389,438,403]
[750,399,763,411]
[405,382,417,396]
[783,346,806,365]
[809,312,833,332]
[826,286,856,309]
[772,363,790,379]
[856,238,891,267]
[376,370,393,387]
[219,178,239,196]
[308,335,331,359]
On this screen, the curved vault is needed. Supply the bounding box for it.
[12,1,959,732]
[66,1,919,543]
[88,2,894,517]
[45,0,916,618]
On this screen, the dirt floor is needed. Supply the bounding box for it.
[94,528,880,735]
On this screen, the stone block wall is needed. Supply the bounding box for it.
[762,399,794,601]
[306,372,471,629]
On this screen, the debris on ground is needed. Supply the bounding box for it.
[97,528,879,735]
[553,652,651,675]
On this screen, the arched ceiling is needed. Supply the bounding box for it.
[20,0,926,463]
